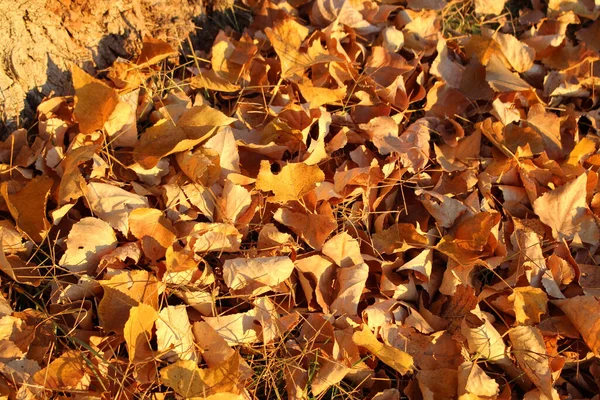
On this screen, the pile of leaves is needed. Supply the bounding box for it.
[1,0,600,398]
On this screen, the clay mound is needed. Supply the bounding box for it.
[0,0,204,136]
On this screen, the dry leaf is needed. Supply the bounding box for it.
[124,303,158,362]
[223,256,294,295]
[72,65,118,134]
[255,161,325,203]
[330,263,369,316]
[509,326,555,398]
[60,217,117,274]
[533,173,599,244]
[509,287,548,326]
[554,296,600,355]
[85,182,149,235]
[322,231,363,268]
[31,351,90,391]
[156,305,197,362]
[160,353,243,398]
[129,208,176,261]
[133,105,235,168]
[1,176,53,242]
[352,326,414,375]
[98,270,161,333]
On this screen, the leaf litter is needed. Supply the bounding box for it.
[1,0,600,398]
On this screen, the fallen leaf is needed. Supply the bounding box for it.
[156,305,197,362]
[330,263,369,316]
[31,350,90,391]
[273,204,337,250]
[135,36,177,67]
[509,326,555,398]
[509,287,548,325]
[124,303,158,362]
[129,208,176,262]
[255,161,325,203]
[322,231,363,268]
[1,176,53,243]
[352,326,414,375]
[98,270,161,333]
[223,256,295,295]
[85,182,149,235]
[160,353,243,397]
[133,105,235,168]
[72,65,118,134]
[554,296,600,355]
[372,223,428,255]
[457,361,500,398]
[533,173,599,244]
[59,217,117,274]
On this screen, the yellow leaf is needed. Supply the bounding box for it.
[124,304,158,362]
[72,65,119,134]
[255,161,324,203]
[297,81,346,109]
[31,351,90,391]
[509,287,548,325]
[135,36,177,67]
[98,270,161,333]
[352,326,414,375]
[264,16,340,80]
[160,353,243,398]
[129,208,176,262]
[133,105,235,169]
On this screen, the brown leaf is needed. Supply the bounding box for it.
[533,173,599,244]
[31,351,90,391]
[554,296,600,355]
[265,16,340,80]
[273,204,337,250]
[509,326,555,398]
[1,176,53,243]
[372,223,428,255]
[135,36,177,67]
